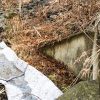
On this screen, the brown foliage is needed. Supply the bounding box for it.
[2,0,100,91]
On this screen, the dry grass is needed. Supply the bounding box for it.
[1,0,100,91]
[4,0,100,60]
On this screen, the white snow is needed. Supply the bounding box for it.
[0,41,63,100]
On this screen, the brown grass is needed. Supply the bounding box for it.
[2,0,100,91]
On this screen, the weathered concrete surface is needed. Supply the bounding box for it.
[43,34,93,75]
[58,81,100,100]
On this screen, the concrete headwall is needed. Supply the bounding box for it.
[43,34,93,75]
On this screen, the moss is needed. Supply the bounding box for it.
[58,81,100,100]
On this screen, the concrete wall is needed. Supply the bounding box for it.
[43,34,93,75]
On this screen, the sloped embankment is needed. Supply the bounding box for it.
[3,0,100,92]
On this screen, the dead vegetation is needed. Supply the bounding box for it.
[1,0,100,91]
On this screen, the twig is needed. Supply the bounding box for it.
[0,88,5,94]
[33,26,41,37]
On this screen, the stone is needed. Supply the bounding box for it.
[58,81,100,100]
